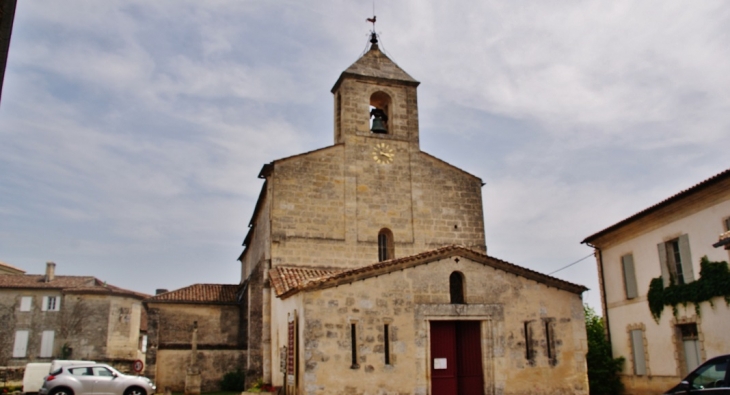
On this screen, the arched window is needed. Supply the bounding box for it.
[450,272,465,304]
[369,91,391,134]
[378,228,394,262]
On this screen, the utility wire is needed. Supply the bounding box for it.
[548,253,594,275]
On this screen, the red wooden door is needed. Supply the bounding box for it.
[456,321,484,394]
[430,321,484,395]
[431,321,458,395]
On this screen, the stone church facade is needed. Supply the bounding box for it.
[144,34,590,395]
[235,35,591,395]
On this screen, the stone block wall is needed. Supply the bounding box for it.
[269,256,588,395]
[335,79,419,145]
[154,349,247,392]
[145,300,249,393]
[265,139,485,270]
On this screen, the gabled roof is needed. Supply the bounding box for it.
[0,261,25,274]
[145,283,239,304]
[583,167,730,244]
[269,245,587,298]
[0,274,149,299]
[331,43,419,93]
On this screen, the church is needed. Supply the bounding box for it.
[145,33,589,395]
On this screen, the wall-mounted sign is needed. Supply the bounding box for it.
[434,358,447,370]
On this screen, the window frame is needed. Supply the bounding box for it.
[377,228,394,262]
[19,296,32,312]
[42,296,61,312]
[630,328,647,376]
[621,253,639,299]
[657,234,694,287]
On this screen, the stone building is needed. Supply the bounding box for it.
[583,168,730,395]
[0,262,149,370]
[233,34,590,395]
[144,33,590,395]
[144,284,245,392]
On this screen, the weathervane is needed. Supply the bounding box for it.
[367,1,378,45]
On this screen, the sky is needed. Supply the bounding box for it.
[1,1,729,313]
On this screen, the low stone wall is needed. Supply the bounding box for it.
[154,350,246,393]
[0,366,24,388]
[621,374,679,395]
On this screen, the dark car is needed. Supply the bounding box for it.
[664,354,730,394]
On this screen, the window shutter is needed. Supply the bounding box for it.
[657,242,670,287]
[55,296,61,311]
[40,331,55,358]
[41,296,49,311]
[631,329,646,375]
[622,254,639,299]
[678,234,694,283]
[20,296,32,312]
[13,331,29,358]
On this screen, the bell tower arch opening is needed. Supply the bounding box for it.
[369,91,391,134]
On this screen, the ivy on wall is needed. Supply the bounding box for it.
[647,256,730,321]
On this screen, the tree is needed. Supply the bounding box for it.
[585,305,625,395]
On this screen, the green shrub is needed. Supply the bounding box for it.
[585,305,624,395]
[647,256,730,321]
[220,369,245,391]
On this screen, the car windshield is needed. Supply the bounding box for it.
[687,358,728,389]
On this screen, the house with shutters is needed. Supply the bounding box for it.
[583,168,730,395]
[0,261,149,370]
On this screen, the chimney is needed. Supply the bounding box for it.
[45,261,56,282]
[155,289,168,295]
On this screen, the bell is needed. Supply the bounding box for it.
[371,117,388,134]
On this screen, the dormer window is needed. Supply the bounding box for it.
[370,92,391,134]
[378,228,394,262]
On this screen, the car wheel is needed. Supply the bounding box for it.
[124,387,146,395]
[50,388,74,395]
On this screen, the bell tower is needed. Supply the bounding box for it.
[331,32,420,147]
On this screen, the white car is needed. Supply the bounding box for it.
[38,364,156,395]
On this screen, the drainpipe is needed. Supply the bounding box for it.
[586,243,612,354]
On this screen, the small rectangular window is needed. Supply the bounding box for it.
[621,254,639,299]
[350,323,359,369]
[40,331,55,358]
[724,217,730,231]
[524,321,534,363]
[20,296,32,312]
[42,296,60,312]
[13,330,29,358]
[630,329,646,375]
[657,235,694,287]
[544,319,556,365]
[678,324,701,374]
[384,324,390,365]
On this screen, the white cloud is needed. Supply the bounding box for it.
[2,1,729,306]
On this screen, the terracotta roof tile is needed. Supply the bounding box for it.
[0,274,149,299]
[270,245,587,298]
[269,266,343,296]
[145,284,239,304]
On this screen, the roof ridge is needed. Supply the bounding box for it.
[583,167,730,243]
[272,245,587,298]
